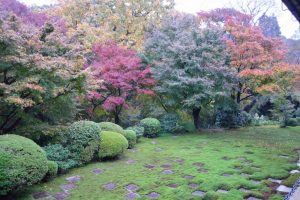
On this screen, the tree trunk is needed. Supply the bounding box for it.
[192,108,201,130]
[114,112,120,124]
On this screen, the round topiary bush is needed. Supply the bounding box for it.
[98,131,128,159]
[126,125,144,140]
[123,130,137,149]
[65,121,100,165]
[99,122,125,135]
[0,134,48,195]
[44,161,58,180]
[140,118,161,138]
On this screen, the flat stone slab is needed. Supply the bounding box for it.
[53,192,69,200]
[241,173,251,177]
[144,164,155,169]
[151,141,157,144]
[243,161,253,164]
[267,178,282,184]
[193,162,204,167]
[126,160,137,165]
[198,168,208,173]
[247,197,262,200]
[32,192,52,199]
[163,170,173,174]
[183,175,195,180]
[276,185,292,193]
[161,164,172,169]
[174,159,184,164]
[102,183,117,190]
[188,183,199,189]
[217,189,228,194]
[290,170,300,174]
[60,183,76,192]
[279,155,289,158]
[155,147,163,151]
[66,176,81,183]
[167,183,178,188]
[192,190,206,197]
[222,173,232,177]
[250,180,261,185]
[125,184,139,192]
[147,192,160,199]
[124,192,140,199]
[92,168,104,174]
[239,188,251,193]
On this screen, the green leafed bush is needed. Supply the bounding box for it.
[43,144,78,173]
[287,118,298,127]
[140,118,161,138]
[126,125,144,139]
[160,113,184,133]
[45,161,58,180]
[0,134,48,195]
[99,122,125,135]
[98,131,128,159]
[123,130,137,149]
[65,121,100,165]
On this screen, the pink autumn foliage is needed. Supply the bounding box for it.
[88,41,155,112]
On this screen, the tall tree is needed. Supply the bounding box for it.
[145,13,235,129]
[52,0,174,49]
[258,14,281,37]
[87,41,155,124]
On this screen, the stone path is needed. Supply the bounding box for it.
[192,190,206,197]
[102,183,117,190]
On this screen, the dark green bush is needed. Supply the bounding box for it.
[126,125,144,139]
[99,122,125,134]
[160,113,184,133]
[98,131,128,159]
[65,121,100,165]
[140,118,161,138]
[123,130,137,149]
[287,118,298,127]
[0,134,48,195]
[44,161,58,180]
[43,144,78,173]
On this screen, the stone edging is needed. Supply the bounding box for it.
[285,150,300,200]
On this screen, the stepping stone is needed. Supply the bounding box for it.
[276,185,292,194]
[243,161,252,164]
[147,192,160,199]
[174,159,184,164]
[66,176,81,183]
[163,170,173,174]
[125,184,139,192]
[155,147,163,151]
[161,164,172,169]
[144,164,155,169]
[188,183,199,189]
[290,169,300,174]
[128,149,138,153]
[124,192,140,199]
[222,156,230,160]
[60,183,76,192]
[53,192,69,200]
[193,162,204,167]
[126,160,137,165]
[222,173,232,177]
[102,183,117,190]
[279,155,289,158]
[167,183,178,188]
[192,190,206,197]
[183,175,195,180]
[198,168,208,173]
[250,180,261,185]
[32,192,51,199]
[92,168,104,174]
[239,188,251,193]
[241,173,251,177]
[247,197,262,200]
[217,189,228,194]
[267,178,282,184]
[151,141,157,144]
[238,157,246,161]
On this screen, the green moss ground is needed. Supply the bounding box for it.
[15,126,300,200]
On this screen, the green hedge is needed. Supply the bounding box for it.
[0,134,48,195]
[65,121,100,165]
[45,161,58,180]
[123,130,137,149]
[99,122,125,135]
[140,118,161,138]
[98,131,128,159]
[126,125,144,139]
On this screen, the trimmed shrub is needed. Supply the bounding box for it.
[99,122,125,135]
[65,121,100,165]
[123,130,137,149]
[44,161,58,180]
[43,144,78,173]
[126,125,144,139]
[0,134,48,195]
[140,118,161,138]
[98,131,128,159]
[287,118,298,127]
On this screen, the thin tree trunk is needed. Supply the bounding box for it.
[192,108,201,130]
[114,113,120,124]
